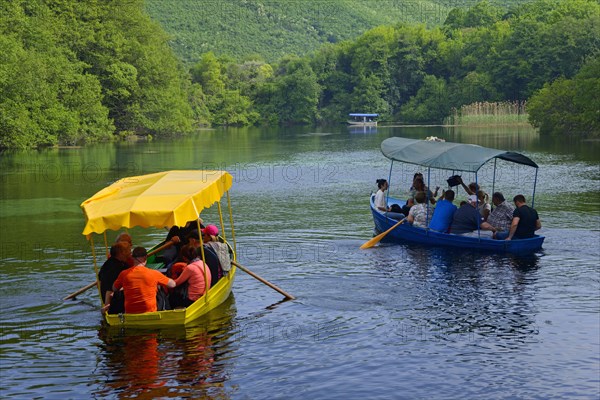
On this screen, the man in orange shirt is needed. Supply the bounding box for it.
[109,247,176,314]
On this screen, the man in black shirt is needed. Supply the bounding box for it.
[98,242,131,313]
[498,194,541,240]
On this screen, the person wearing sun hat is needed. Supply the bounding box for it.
[449,194,496,237]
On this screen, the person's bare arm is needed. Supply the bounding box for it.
[505,217,520,240]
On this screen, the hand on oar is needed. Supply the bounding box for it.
[360,218,406,249]
[232,260,295,301]
[63,239,176,301]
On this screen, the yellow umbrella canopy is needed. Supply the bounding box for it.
[81,170,233,235]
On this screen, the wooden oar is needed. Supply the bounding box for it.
[63,240,176,301]
[360,218,406,249]
[231,260,296,301]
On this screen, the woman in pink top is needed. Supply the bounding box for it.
[173,245,211,307]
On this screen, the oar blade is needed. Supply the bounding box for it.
[360,219,405,250]
[360,231,387,249]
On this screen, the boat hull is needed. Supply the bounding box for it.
[369,195,544,254]
[347,120,377,126]
[104,265,235,327]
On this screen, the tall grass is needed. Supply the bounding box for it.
[445,101,529,126]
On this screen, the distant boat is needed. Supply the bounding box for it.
[348,113,378,126]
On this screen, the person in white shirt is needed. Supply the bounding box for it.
[374,179,390,212]
[374,179,404,220]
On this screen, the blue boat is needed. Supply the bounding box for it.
[348,113,378,126]
[368,137,545,254]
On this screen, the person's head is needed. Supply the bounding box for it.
[110,241,131,262]
[180,244,197,262]
[406,197,415,207]
[186,230,200,247]
[459,200,467,207]
[467,194,478,207]
[414,191,426,204]
[513,194,526,206]
[413,177,425,190]
[477,190,488,201]
[201,225,219,242]
[444,189,455,202]
[468,182,479,193]
[131,246,147,265]
[492,192,505,206]
[376,179,388,191]
[115,232,132,246]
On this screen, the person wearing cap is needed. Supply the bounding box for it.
[202,224,231,279]
[449,194,496,237]
[107,247,175,314]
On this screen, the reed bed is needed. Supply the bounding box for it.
[445,101,530,126]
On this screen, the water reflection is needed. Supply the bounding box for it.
[94,298,236,399]
[373,245,541,346]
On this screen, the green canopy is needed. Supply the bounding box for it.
[381,137,538,173]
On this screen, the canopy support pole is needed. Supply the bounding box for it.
[532,168,539,208]
[90,236,101,301]
[226,191,237,255]
[192,202,209,301]
[426,167,432,235]
[217,201,226,242]
[491,158,497,209]
[475,173,481,240]
[386,161,394,206]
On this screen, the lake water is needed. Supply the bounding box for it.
[1,125,599,399]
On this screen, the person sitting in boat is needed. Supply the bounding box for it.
[411,172,439,198]
[185,228,222,286]
[114,232,134,266]
[374,179,404,220]
[171,244,212,308]
[401,197,414,216]
[407,191,431,228]
[202,224,232,278]
[455,176,479,197]
[161,218,205,265]
[409,177,437,205]
[495,194,541,240]
[99,241,131,314]
[487,192,515,237]
[428,189,457,233]
[449,195,497,237]
[476,190,491,221]
[106,247,175,314]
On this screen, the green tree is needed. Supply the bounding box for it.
[400,75,450,123]
[528,55,600,136]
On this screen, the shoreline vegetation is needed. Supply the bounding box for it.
[1,0,598,149]
[444,102,530,127]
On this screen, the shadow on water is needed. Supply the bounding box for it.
[94,296,237,399]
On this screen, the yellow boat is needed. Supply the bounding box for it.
[81,170,237,327]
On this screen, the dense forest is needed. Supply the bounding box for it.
[1,0,598,149]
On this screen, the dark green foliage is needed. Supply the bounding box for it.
[0,0,193,149]
[144,0,455,65]
[528,55,600,136]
